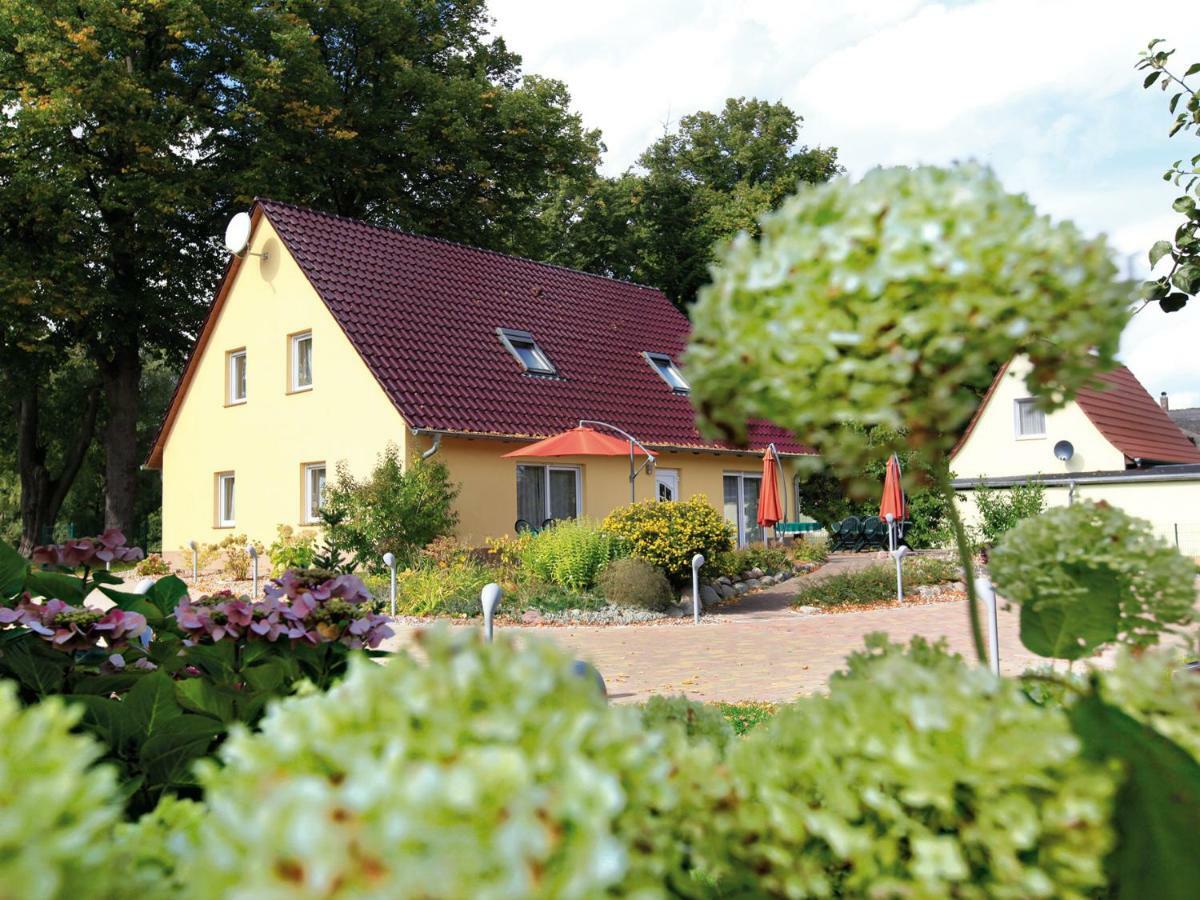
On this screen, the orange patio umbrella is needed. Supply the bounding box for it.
[879,453,907,539]
[503,422,655,502]
[757,443,784,544]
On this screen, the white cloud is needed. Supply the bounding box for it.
[490,0,1200,401]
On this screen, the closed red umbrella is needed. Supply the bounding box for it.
[757,444,783,543]
[879,454,906,525]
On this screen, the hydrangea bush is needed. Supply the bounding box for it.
[990,501,1196,659]
[686,163,1130,475]
[0,683,122,900]
[180,628,721,898]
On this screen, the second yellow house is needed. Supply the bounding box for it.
[147,199,814,557]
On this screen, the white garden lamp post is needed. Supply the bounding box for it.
[974,573,1001,675]
[691,553,705,624]
[247,545,259,597]
[887,514,907,603]
[383,552,398,617]
[481,582,502,642]
[189,540,199,583]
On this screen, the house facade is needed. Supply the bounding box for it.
[951,355,1200,553]
[148,201,814,559]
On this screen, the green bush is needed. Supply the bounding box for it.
[0,683,122,899]
[991,501,1195,659]
[790,533,829,563]
[366,557,494,617]
[322,445,460,574]
[712,544,792,578]
[793,556,959,609]
[597,557,674,611]
[520,518,623,590]
[134,554,172,577]
[708,636,1116,897]
[641,695,734,749]
[602,496,733,581]
[972,479,1046,546]
[266,524,317,574]
[179,629,720,897]
[716,701,777,736]
[508,580,608,614]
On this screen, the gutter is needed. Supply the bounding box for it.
[953,469,1200,490]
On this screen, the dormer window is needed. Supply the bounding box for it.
[498,328,556,375]
[644,352,690,393]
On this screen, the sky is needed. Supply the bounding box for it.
[490,0,1200,405]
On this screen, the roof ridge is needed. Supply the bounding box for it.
[254,197,672,298]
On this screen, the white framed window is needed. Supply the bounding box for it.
[1014,398,1046,439]
[644,352,690,392]
[303,463,326,524]
[497,328,556,375]
[516,464,580,526]
[227,349,247,405]
[656,468,680,501]
[290,331,313,391]
[216,472,235,527]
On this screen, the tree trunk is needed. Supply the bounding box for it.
[100,346,142,536]
[15,385,101,555]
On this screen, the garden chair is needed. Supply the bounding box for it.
[514,519,533,533]
[861,516,888,550]
[829,516,862,552]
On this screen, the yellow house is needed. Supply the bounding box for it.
[951,355,1200,551]
[147,200,814,560]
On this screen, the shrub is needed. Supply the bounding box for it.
[212,533,264,581]
[520,518,623,590]
[708,636,1116,897]
[793,556,959,609]
[712,544,792,578]
[507,580,607,614]
[181,629,719,897]
[990,501,1196,659]
[134,554,172,577]
[790,533,829,563]
[972,479,1046,546]
[0,682,122,899]
[715,701,777,736]
[266,525,317,574]
[602,496,733,581]
[597,557,674,611]
[322,445,460,574]
[369,558,494,617]
[641,695,734,749]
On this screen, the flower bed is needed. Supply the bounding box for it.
[792,556,962,612]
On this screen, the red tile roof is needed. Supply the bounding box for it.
[1074,365,1200,464]
[952,360,1200,466]
[148,200,812,466]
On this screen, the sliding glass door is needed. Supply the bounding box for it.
[723,473,763,546]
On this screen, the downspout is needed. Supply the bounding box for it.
[420,432,442,460]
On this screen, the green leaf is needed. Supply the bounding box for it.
[1171,263,1200,294]
[1069,692,1200,899]
[97,586,163,624]
[1172,195,1196,214]
[175,678,236,723]
[69,694,121,750]
[1186,62,1200,77]
[1160,293,1189,313]
[0,540,27,599]
[1144,71,1161,88]
[145,575,189,617]
[91,569,123,586]
[124,671,183,737]
[1149,239,1174,267]
[73,673,144,695]
[2,639,68,695]
[180,642,236,681]
[25,570,85,605]
[139,715,224,788]
[1018,569,1120,660]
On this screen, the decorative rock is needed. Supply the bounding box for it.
[666,604,687,618]
[750,567,765,579]
[700,585,721,606]
[775,571,791,582]
[795,605,822,615]
[733,582,749,595]
[521,610,543,624]
[679,591,696,606]
[716,576,733,586]
[716,583,735,599]
[740,571,754,581]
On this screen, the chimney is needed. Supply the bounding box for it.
[1160,391,1170,411]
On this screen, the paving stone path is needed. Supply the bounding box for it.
[380,554,1054,703]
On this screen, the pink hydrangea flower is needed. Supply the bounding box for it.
[31,529,144,568]
[0,597,147,652]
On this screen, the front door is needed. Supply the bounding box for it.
[655,469,680,502]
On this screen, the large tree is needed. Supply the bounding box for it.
[0,0,602,545]
[546,97,841,309]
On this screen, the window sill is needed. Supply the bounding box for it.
[287,385,313,395]
[225,399,247,408]
[214,523,235,529]
[1014,434,1047,441]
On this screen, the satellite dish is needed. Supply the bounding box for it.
[223,212,252,256]
[1054,440,1074,462]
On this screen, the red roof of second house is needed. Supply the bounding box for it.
[165,199,811,457]
[1074,365,1200,464]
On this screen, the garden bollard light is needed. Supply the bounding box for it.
[691,553,705,624]
[481,583,502,642]
[247,545,259,597]
[974,573,1001,676]
[383,552,397,617]
[189,540,199,583]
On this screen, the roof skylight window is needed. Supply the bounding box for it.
[644,352,690,393]
[498,328,556,375]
